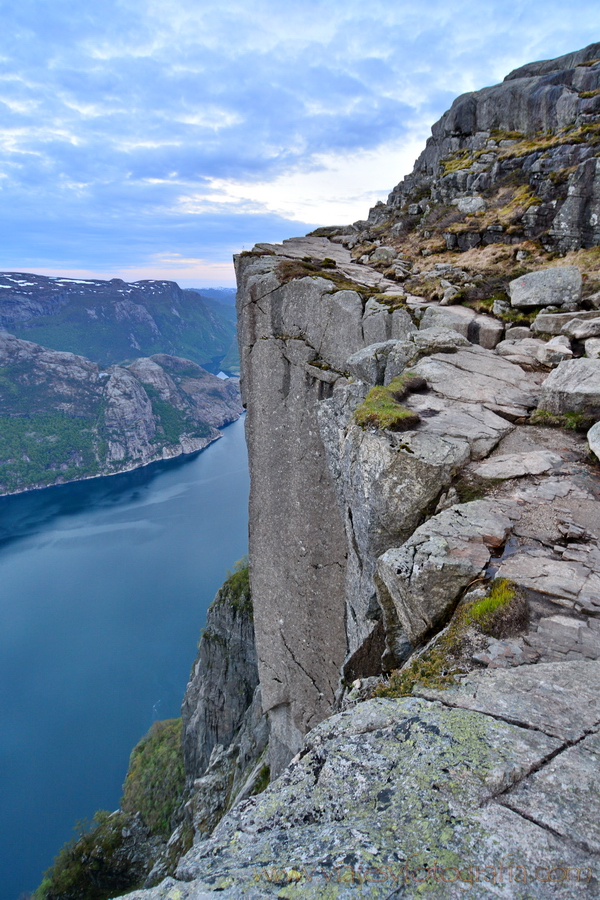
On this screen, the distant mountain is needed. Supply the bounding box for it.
[0,331,242,494]
[0,273,237,373]
[190,287,237,306]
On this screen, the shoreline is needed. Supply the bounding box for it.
[0,413,244,499]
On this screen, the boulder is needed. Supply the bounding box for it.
[452,195,487,213]
[532,308,600,335]
[585,338,600,359]
[496,337,546,367]
[509,267,582,309]
[536,334,573,366]
[588,421,600,459]
[504,325,532,341]
[562,317,600,340]
[346,340,398,385]
[376,500,516,645]
[419,304,503,349]
[537,357,600,415]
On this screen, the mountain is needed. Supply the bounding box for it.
[0,331,242,495]
[35,43,600,900]
[0,273,237,373]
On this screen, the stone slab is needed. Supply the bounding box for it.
[509,266,582,308]
[417,659,600,741]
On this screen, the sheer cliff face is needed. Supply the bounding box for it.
[236,43,600,776]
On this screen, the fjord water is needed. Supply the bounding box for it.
[0,417,249,900]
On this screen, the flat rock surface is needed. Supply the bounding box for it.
[120,674,600,898]
[502,730,600,853]
[470,449,562,479]
[412,345,539,419]
[509,266,582,308]
[417,659,600,740]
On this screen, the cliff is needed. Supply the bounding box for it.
[0,332,242,493]
[39,43,600,900]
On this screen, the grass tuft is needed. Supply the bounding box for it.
[354,373,426,431]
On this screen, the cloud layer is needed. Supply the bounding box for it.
[1,0,599,284]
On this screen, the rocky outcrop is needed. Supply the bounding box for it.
[0,331,243,493]
[114,43,600,900]
[121,661,600,899]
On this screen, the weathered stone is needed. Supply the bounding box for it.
[585,337,600,358]
[495,337,546,367]
[452,195,487,213]
[537,357,600,415]
[504,730,600,853]
[418,658,600,741]
[419,304,503,349]
[369,245,396,262]
[345,340,398,385]
[471,449,561,479]
[377,500,516,645]
[409,326,470,353]
[536,334,573,366]
[411,345,539,419]
[532,308,600,335]
[587,421,600,459]
[509,267,582,308]
[562,316,600,339]
[504,325,532,341]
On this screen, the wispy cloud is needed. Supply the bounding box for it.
[0,0,599,284]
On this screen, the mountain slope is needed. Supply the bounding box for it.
[0,332,242,494]
[0,273,236,372]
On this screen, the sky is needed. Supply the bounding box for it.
[0,2,599,287]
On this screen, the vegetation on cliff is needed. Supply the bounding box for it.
[34,719,187,900]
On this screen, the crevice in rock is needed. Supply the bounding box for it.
[494,796,600,859]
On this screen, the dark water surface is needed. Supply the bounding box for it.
[0,418,249,900]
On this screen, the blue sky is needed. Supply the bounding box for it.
[1,1,599,287]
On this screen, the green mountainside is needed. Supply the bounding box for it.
[0,274,238,373]
[0,332,242,494]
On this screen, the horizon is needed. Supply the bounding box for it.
[1,3,600,286]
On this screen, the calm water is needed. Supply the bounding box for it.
[0,417,249,900]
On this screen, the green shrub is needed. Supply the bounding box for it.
[121,719,185,836]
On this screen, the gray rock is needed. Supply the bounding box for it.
[532,308,600,335]
[504,730,600,853]
[496,337,546,367]
[562,316,600,340]
[585,337,600,358]
[377,500,516,645]
[536,334,573,366]
[453,195,487,213]
[418,658,600,742]
[181,576,261,784]
[369,245,396,262]
[409,326,470,354]
[587,421,600,459]
[412,345,539,419]
[471,449,561,479]
[504,325,532,340]
[419,305,503,349]
[509,267,582,308]
[345,340,398,385]
[537,357,600,415]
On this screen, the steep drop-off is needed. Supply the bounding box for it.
[46,42,600,900]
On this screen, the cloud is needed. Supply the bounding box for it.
[0,0,600,284]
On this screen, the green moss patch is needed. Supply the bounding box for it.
[531,408,596,432]
[375,579,526,699]
[354,373,426,431]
